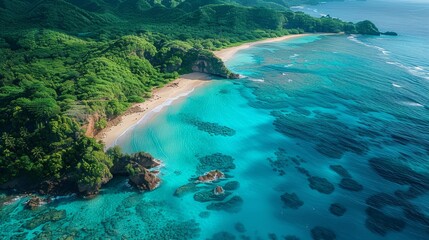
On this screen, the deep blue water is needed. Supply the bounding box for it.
[1,0,429,239]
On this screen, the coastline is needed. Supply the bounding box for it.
[95,72,211,148]
[97,33,316,148]
[214,33,313,62]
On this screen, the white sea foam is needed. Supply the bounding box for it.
[290,54,299,58]
[386,61,429,80]
[347,35,390,56]
[50,194,76,201]
[284,64,294,68]
[399,101,424,107]
[249,78,265,82]
[392,83,402,88]
[282,73,287,76]
[3,196,23,205]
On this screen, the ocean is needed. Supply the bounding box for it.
[1,0,428,239]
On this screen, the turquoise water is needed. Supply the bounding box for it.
[2,1,429,239]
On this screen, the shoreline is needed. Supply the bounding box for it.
[214,33,313,62]
[95,72,211,148]
[97,33,317,148]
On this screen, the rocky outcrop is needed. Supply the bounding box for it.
[183,49,239,79]
[129,168,160,191]
[78,173,111,198]
[111,152,160,175]
[25,196,43,210]
[214,186,225,195]
[197,170,225,183]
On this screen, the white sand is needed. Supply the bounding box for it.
[96,72,211,148]
[214,34,312,62]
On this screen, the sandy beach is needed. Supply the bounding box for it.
[214,33,312,62]
[96,72,211,148]
[96,33,313,148]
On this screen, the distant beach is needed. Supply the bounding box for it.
[96,34,313,148]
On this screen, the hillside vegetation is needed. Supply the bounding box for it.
[0,0,380,196]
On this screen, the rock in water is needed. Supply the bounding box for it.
[329,165,351,178]
[308,176,335,194]
[311,226,336,240]
[174,183,200,197]
[339,178,363,192]
[280,192,304,209]
[214,186,225,195]
[23,209,66,230]
[129,168,160,191]
[25,196,43,210]
[193,190,230,202]
[329,203,347,216]
[197,170,225,183]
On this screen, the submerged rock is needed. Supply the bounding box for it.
[310,226,336,240]
[369,157,429,190]
[329,203,346,216]
[234,222,246,233]
[207,196,243,213]
[193,189,230,202]
[365,207,406,236]
[209,231,236,240]
[197,153,236,174]
[308,176,335,194]
[339,178,363,192]
[23,209,66,230]
[174,183,200,197]
[184,116,236,137]
[329,165,351,178]
[285,235,300,240]
[197,170,225,183]
[199,211,210,218]
[280,192,304,209]
[129,168,160,191]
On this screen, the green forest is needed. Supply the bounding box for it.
[0,0,381,196]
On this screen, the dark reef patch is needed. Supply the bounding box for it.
[23,209,66,230]
[183,115,236,136]
[329,165,351,178]
[310,226,336,240]
[339,178,363,192]
[193,190,231,202]
[174,183,200,197]
[296,167,311,177]
[308,176,335,194]
[197,153,236,174]
[365,207,406,236]
[207,196,243,213]
[199,211,210,218]
[285,235,300,240]
[272,111,368,158]
[329,203,346,217]
[234,222,246,233]
[280,192,304,209]
[209,231,236,240]
[268,148,305,175]
[369,157,429,194]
